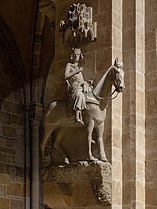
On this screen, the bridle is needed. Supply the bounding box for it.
[93,65,124,102]
[109,88,119,100]
[109,65,124,100]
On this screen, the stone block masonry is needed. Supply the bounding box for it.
[0,47,25,209]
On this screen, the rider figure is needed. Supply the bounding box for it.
[65,48,87,124]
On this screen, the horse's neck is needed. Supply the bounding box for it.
[93,67,113,109]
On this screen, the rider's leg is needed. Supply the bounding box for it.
[76,109,80,121]
[75,109,84,124]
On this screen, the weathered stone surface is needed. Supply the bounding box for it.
[2,125,15,138]
[0,185,5,196]
[146,182,157,206]
[0,85,12,100]
[123,29,135,50]
[12,114,23,125]
[123,0,135,14]
[0,198,10,209]
[96,48,112,72]
[6,165,16,178]
[41,161,111,208]
[95,13,111,29]
[7,183,24,197]
[99,0,111,13]
[0,111,11,125]
[11,199,23,209]
[0,163,5,174]
[2,101,21,114]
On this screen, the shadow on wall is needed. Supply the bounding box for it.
[0,16,27,141]
[0,16,27,208]
[0,16,27,104]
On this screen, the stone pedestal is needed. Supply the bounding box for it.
[41,161,111,209]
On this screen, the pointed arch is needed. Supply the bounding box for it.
[31,0,55,103]
[0,16,28,103]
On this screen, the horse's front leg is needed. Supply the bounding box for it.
[87,119,98,161]
[95,123,108,162]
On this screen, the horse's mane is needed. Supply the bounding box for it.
[93,66,113,98]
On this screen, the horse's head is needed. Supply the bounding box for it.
[92,59,125,102]
[112,59,125,93]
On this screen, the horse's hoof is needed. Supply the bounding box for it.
[87,156,98,161]
[100,158,108,162]
[64,157,70,164]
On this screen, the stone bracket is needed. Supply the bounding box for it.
[41,161,112,208]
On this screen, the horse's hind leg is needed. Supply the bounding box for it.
[53,129,69,164]
[40,125,53,162]
[95,123,108,162]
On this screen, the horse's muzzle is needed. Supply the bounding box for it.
[116,85,124,92]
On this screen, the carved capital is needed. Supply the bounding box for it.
[22,103,44,122]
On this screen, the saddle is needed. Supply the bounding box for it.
[83,81,100,105]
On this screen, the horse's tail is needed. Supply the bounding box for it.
[44,101,57,119]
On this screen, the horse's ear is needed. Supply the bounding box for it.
[120,61,124,69]
[114,58,118,66]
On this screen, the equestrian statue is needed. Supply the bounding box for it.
[41,48,125,164]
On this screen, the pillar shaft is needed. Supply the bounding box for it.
[29,104,43,209]
[31,119,40,209]
[122,0,145,208]
[111,0,123,208]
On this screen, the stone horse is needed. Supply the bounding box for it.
[41,60,124,164]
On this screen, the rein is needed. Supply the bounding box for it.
[109,88,119,100]
[92,64,123,102]
[93,88,119,104]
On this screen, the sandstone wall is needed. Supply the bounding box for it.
[122,0,145,208]
[0,46,25,208]
[145,0,157,208]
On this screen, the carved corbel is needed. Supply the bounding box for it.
[41,161,111,207]
[60,3,97,45]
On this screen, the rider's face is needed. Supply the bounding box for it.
[73,52,80,62]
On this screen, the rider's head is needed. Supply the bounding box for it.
[70,48,84,62]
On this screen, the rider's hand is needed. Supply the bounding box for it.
[79,67,83,72]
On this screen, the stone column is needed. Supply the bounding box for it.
[111,0,123,208]
[22,104,31,209]
[122,0,145,208]
[29,104,43,209]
